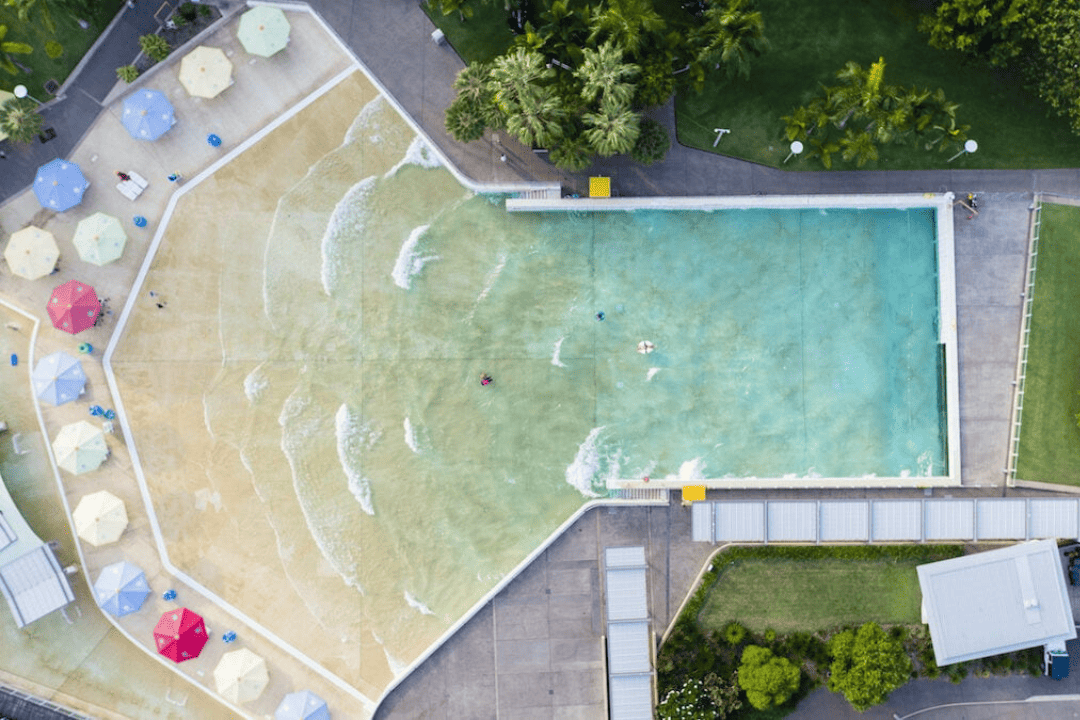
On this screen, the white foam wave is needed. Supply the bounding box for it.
[404,590,435,616]
[201,395,215,440]
[243,364,268,403]
[11,433,28,455]
[476,253,507,305]
[320,176,376,297]
[551,337,567,367]
[404,417,420,454]
[385,136,442,178]
[278,388,364,593]
[392,224,439,289]
[335,404,375,516]
[345,95,387,144]
[372,631,409,677]
[646,367,660,381]
[917,449,934,477]
[565,427,605,498]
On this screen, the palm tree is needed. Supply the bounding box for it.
[536,0,590,67]
[583,95,640,156]
[574,40,639,106]
[445,95,489,143]
[587,0,664,57]
[505,85,566,148]
[4,0,56,33]
[0,24,32,75]
[0,96,43,143]
[489,46,553,115]
[691,0,768,86]
[839,129,878,167]
[550,133,593,171]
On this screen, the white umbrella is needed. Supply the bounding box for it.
[4,226,59,280]
[179,46,233,99]
[214,648,269,703]
[72,490,127,546]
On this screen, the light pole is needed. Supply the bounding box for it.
[712,128,731,148]
[13,85,43,106]
[784,140,804,164]
[947,139,978,163]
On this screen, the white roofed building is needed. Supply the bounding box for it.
[917,539,1076,666]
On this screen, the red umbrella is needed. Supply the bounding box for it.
[47,280,99,335]
[154,608,208,663]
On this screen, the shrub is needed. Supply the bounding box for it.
[764,628,777,643]
[828,622,912,711]
[738,645,801,710]
[116,65,139,83]
[178,2,198,21]
[631,117,669,165]
[723,622,747,646]
[198,3,212,17]
[44,40,63,59]
[139,34,171,63]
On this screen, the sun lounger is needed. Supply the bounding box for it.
[116,171,148,200]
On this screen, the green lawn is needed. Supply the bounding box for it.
[423,1,516,64]
[676,0,1080,170]
[1,1,124,100]
[1014,203,1080,486]
[698,558,923,633]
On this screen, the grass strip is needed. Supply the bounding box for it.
[1015,203,1080,485]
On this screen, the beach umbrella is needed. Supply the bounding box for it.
[34,159,89,211]
[4,225,59,280]
[275,690,330,720]
[178,46,233,99]
[214,648,269,704]
[121,89,175,141]
[47,279,99,334]
[72,212,127,266]
[32,350,86,405]
[237,6,291,57]
[72,490,127,545]
[53,420,108,475]
[93,560,150,617]
[154,608,209,663]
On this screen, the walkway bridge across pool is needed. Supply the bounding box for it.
[691,497,1080,544]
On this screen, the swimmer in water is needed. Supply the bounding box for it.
[480,373,493,386]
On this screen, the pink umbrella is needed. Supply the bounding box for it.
[47,280,99,334]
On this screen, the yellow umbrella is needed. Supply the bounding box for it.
[237,6,291,58]
[213,648,269,703]
[4,225,59,280]
[72,490,127,546]
[73,212,127,266]
[178,46,234,99]
[52,420,108,475]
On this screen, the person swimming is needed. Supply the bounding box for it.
[596,311,605,321]
[480,373,493,386]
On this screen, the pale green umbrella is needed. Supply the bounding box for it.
[52,420,108,475]
[73,212,127,266]
[237,6,291,58]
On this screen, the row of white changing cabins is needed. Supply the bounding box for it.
[691,497,1080,544]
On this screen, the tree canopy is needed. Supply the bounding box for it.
[827,622,912,712]
[919,0,1080,135]
[441,0,769,170]
[737,644,801,710]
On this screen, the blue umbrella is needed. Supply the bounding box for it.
[93,560,150,617]
[274,690,330,720]
[31,351,86,406]
[33,159,89,211]
[121,89,175,141]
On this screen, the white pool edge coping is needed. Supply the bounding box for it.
[506,193,961,489]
